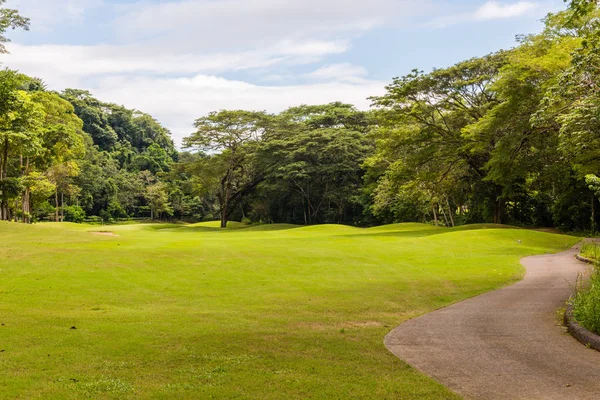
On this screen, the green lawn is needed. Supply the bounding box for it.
[0,221,577,399]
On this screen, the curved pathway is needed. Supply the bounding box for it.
[385,248,600,399]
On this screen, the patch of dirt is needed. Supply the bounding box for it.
[90,232,118,237]
[295,321,384,331]
[345,321,384,328]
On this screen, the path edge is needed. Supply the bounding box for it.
[563,251,600,351]
[564,304,600,352]
[575,254,594,264]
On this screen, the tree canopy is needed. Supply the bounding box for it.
[1,1,600,231]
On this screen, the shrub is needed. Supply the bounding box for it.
[572,242,600,335]
[580,242,600,260]
[572,267,600,335]
[32,201,55,222]
[63,205,86,223]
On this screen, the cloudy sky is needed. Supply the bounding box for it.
[1,0,565,144]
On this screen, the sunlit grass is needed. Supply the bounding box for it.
[0,221,577,399]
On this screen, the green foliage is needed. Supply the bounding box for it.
[258,105,372,225]
[183,110,272,227]
[62,204,85,223]
[0,0,29,54]
[145,181,172,220]
[3,1,600,230]
[579,242,600,260]
[572,257,600,334]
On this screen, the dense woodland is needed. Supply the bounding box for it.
[1,0,600,230]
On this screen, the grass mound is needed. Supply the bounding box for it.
[0,222,577,399]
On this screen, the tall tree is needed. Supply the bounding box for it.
[0,70,44,220]
[369,53,508,224]
[183,110,272,228]
[0,0,29,54]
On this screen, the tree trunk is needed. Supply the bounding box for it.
[494,199,505,224]
[432,204,438,226]
[220,171,231,229]
[61,192,65,222]
[23,187,30,224]
[592,194,596,234]
[55,189,59,222]
[2,138,8,180]
[440,203,450,227]
[220,204,229,228]
[445,196,455,227]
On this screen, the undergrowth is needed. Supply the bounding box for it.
[580,242,600,260]
[572,243,600,335]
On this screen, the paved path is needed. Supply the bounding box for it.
[385,248,600,399]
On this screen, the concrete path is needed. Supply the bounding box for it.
[385,248,600,399]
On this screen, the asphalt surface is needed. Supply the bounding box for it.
[385,248,600,400]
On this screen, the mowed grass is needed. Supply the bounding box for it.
[0,221,577,399]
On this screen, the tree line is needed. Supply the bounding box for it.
[2,1,600,231]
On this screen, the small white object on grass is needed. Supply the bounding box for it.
[517,240,522,244]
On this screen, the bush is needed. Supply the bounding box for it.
[572,242,600,335]
[580,242,600,260]
[63,205,86,223]
[32,201,55,222]
[241,217,252,225]
[572,267,600,335]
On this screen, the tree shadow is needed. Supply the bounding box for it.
[336,224,515,239]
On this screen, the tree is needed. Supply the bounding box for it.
[61,89,118,150]
[255,103,373,225]
[0,70,44,220]
[0,0,29,54]
[369,53,508,224]
[145,182,172,220]
[183,110,272,228]
[28,92,85,222]
[47,161,79,222]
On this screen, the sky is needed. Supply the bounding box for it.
[1,0,566,144]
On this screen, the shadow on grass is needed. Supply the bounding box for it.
[132,221,523,239]
[336,224,516,239]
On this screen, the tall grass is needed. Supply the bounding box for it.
[572,243,600,334]
[579,242,600,260]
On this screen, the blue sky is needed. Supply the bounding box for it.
[1,0,566,143]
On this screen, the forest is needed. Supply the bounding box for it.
[1,0,600,231]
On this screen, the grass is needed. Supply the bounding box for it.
[572,242,600,335]
[0,221,577,399]
[579,241,600,261]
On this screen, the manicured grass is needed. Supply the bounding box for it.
[0,221,577,399]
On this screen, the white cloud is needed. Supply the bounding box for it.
[113,0,430,50]
[5,0,103,30]
[1,43,384,145]
[307,63,369,83]
[90,74,386,143]
[474,1,538,20]
[430,1,551,27]
[3,39,348,84]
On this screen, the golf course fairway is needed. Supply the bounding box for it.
[0,222,578,399]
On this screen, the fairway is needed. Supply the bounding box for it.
[0,222,577,399]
